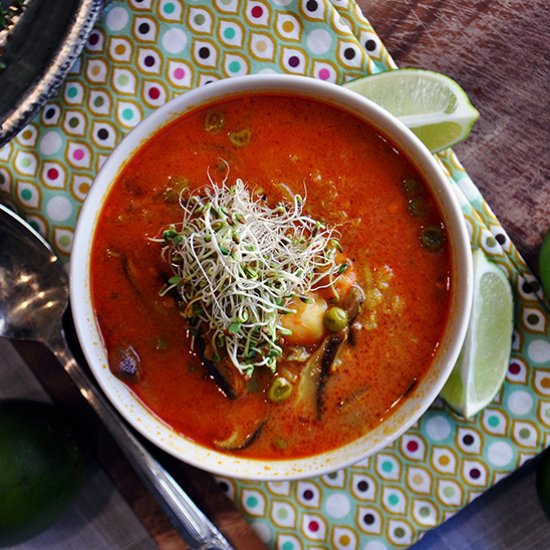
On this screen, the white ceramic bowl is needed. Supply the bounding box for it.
[71,74,473,480]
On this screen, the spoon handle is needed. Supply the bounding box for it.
[47,332,232,550]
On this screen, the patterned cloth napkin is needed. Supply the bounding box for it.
[1,1,549,548]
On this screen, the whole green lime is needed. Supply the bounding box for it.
[539,226,550,298]
[0,400,85,547]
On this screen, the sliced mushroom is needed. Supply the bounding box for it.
[403,376,418,397]
[317,329,348,416]
[339,285,365,324]
[295,328,347,421]
[337,386,370,409]
[214,421,265,451]
[284,345,311,363]
[196,337,247,400]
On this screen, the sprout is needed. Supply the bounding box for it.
[152,171,346,376]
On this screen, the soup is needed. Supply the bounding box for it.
[90,93,451,459]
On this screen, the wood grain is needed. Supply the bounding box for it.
[358,0,550,273]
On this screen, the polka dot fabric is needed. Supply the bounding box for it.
[0,1,549,548]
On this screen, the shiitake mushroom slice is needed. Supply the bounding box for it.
[214,421,265,451]
[295,328,348,421]
[196,336,247,400]
[339,285,365,324]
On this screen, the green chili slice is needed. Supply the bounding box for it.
[420,226,445,252]
[229,128,252,148]
[204,111,225,132]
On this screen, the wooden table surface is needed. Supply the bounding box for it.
[363,1,550,547]
[2,1,550,549]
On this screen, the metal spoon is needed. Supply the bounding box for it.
[0,203,232,550]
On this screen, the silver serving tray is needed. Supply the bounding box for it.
[0,0,104,147]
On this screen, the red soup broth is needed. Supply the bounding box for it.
[91,93,451,459]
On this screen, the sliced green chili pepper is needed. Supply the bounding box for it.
[229,128,252,148]
[420,226,445,252]
[204,111,225,132]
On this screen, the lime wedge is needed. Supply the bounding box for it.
[440,248,513,418]
[344,68,480,153]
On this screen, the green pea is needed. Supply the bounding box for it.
[324,307,348,332]
[420,226,445,252]
[267,377,292,402]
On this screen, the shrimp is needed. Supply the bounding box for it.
[281,293,328,346]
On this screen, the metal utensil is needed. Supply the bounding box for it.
[0,0,104,147]
[0,203,232,550]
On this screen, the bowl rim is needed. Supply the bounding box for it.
[70,74,473,480]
